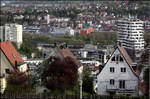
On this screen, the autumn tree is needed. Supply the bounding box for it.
[42,56,78,91]
[5,71,34,93]
[7,71,29,86]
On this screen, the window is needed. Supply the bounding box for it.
[111,56,115,61]
[5,69,10,74]
[116,55,119,61]
[120,56,123,62]
[110,79,115,85]
[110,67,115,73]
[12,53,16,59]
[119,80,125,89]
[121,67,126,72]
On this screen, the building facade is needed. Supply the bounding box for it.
[97,45,139,96]
[117,18,144,61]
[0,24,23,47]
[0,41,27,93]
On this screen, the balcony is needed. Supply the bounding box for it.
[106,85,137,93]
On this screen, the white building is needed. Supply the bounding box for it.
[117,18,144,61]
[0,24,23,48]
[97,45,139,96]
[50,27,74,36]
[44,14,50,24]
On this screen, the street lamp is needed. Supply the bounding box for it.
[78,66,83,99]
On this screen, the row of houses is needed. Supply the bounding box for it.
[0,41,146,96]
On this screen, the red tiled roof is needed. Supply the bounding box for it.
[57,45,76,59]
[56,44,82,67]
[118,45,139,77]
[118,45,133,66]
[0,41,24,70]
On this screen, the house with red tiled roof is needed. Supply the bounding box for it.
[97,44,139,96]
[50,43,83,69]
[0,41,28,93]
[51,43,79,66]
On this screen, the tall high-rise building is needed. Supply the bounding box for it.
[0,24,23,48]
[117,18,145,61]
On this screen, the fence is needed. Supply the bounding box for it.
[0,93,145,99]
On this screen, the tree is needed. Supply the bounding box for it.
[82,68,94,94]
[5,71,35,93]
[42,56,78,91]
[7,71,29,87]
[19,43,32,58]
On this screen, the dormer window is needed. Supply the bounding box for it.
[12,53,16,59]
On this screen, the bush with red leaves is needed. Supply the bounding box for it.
[7,71,29,87]
[42,56,78,90]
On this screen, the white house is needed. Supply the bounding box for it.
[0,41,28,93]
[97,44,139,96]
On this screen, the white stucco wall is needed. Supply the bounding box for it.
[0,50,14,75]
[0,49,14,93]
[18,64,28,72]
[97,49,138,96]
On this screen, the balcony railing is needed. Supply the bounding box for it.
[106,85,137,93]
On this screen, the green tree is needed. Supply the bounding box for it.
[19,43,32,58]
[82,68,94,94]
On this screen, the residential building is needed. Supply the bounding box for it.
[80,27,94,35]
[97,44,139,96]
[0,24,23,48]
[24,59,43,72]
[50,43,83,71]
[50,27,74,37]
[117,18,145,61]
[0,41,28,93]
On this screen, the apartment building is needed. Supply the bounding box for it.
[0,24,23,48]
[117,18,144,61]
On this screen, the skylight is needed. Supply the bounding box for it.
[12,53,16,59]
